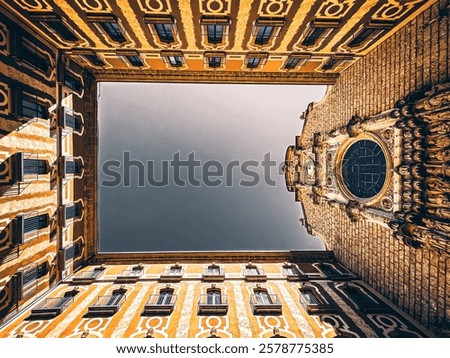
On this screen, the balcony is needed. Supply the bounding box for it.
[202,266,225,281]
[30,295,74,318]
[197,294,228,315]
[243,267,267,281]
[87,293,126,316]
[282,265,308,281]
[142,293,177,316]
[72,267,105,285]
[60,156,84,179]
[116,268,144,283]
[299,289,337,314]
[159,268,184,282]
[59,202,83,228]
[57,106,84,134]
[250,293,282,315]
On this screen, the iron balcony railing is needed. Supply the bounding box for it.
[250,293,282,315]
[72,268,104,284]
[116,268,144,283]
[160,268,184,281]
[88,294,126,316]
[31,296,74,318]
[243,267,267,281]
[202,267,225,281]
[197,294,228,315]
[142,293,177,316]
[299,290,337,314]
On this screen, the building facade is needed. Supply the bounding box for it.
[0,0,448,337]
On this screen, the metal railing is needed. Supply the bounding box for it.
[142,293,177,315]
[31,296,74,317]
[250,293,282,315]
[197,294,228,315]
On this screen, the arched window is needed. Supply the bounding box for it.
[143,287,176,316]
[198,286,228,315]
[250,287,282,315]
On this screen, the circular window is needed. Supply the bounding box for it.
[341,140,387,199]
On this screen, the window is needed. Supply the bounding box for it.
[198,287,228,315]
[342,284,382,313]
[18,38,51,74]
[322,58,341,71]
[284,57,300,69]
[302,27,326,46]
[24,214,48,233]
[245,53,268,69]
[65,203,82,220]
[348,28,379,47]
[83,53,105,66]
[203,52,226,69]
[207,24,223,44]
[100,21,126,42]
[72,266,105,284]
[145,15,177,44]
[253,18,284,46]
[341,140,387,199]
[88,288,127,316]
[168,55,182,67]
[31,290,78,318]
[250,288,282,315]
[247,57,260,69]
[126,55,144,67]
[202,263,225,281]
[200,16,230,46]
[58,107,83,132]
[116,266,144,283]
[30,13,78,42]
[20,93,48,120]
[255,25,274,45]
[244,264,267,281]
[154,23,174,43]
[156,290,173,305]
[299,286,337,314]
[142,288,177,315]
[301,19,340,47]
[160,264,184,281]
[23,159,47,175]
[208,57,222,68]
[65,159,81,175]
[14,262,48,301]
[63,69,82,92]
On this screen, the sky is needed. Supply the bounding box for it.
[98,82,326,252]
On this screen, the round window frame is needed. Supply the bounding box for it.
[335,134,392,205]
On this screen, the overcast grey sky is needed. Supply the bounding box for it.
[98,82,326,252]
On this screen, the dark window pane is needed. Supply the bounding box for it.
[208,57,221,68]
[21,96,48,119]
[23,159,47,174]
[100,22,126,42]
[24,214,48,233]
[65,204,82,220]
[207,24,223,44]
[322,59,340,70]
[126,55,144,67]
[84,54,104,66]
[154,23,174,43]
[66,160,80,174]
[255,25,273,45]
[302,290,319,305]
[247,57,261,68]
[168,56,182,67]
[20,43,50,73]
[348,28,379,47]
[46,21,78,42]
[284,57,300,69]
[302,27,326,46]
[64,70,82,92]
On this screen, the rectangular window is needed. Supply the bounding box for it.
[99,21,126,43]
[64,70,82,92]
[65,204,82,220]
[301,289,320,305]
[207,24,223,44]
[247,57,261,69]
[255,25,274,45]
[21,94,48,120]
[46,21,78,42]
[348,28,379,47]
[157,291,173,305]
[168,56,182,67]
[284,57,300,69]
[208,57,222,68]
[24,214,48,233]
[126,55,144,67]
[65,159,81,174]
[154,23,174,43]
[83,54,105,66]
[20,39,50,73]
[302,27,326,46]
[23,159,47,175]
[322,58,341,71]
